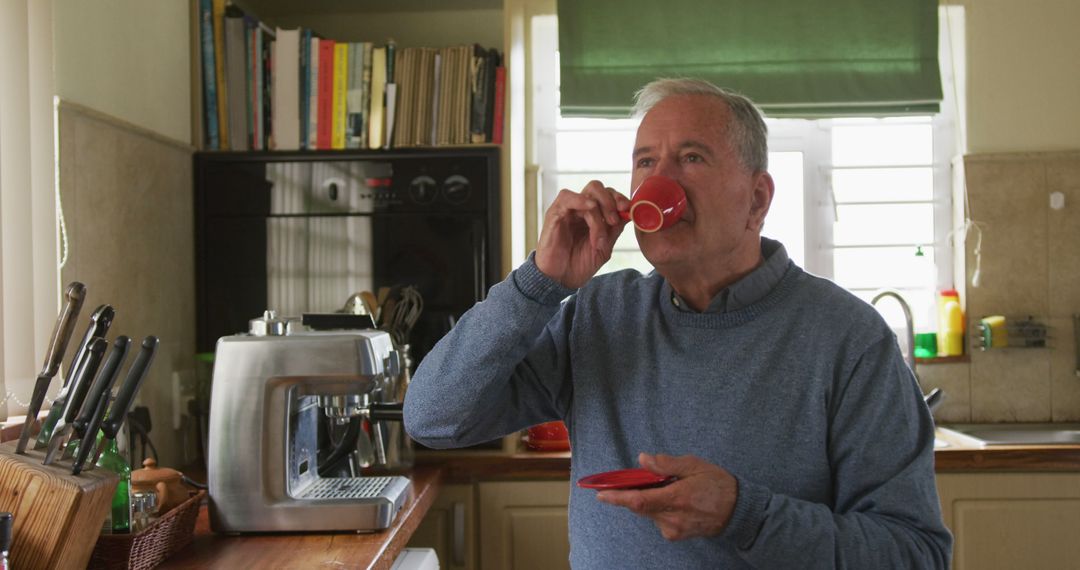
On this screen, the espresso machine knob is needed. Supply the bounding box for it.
[384,349,402,378]
[249,310,288,336]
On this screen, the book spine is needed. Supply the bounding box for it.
[331,43,348,149]
[430,52,441,146]
[275,28,302,150]
[212,0,229,149]
[308,35,319,150]
[360,43,372,149]
[492,65,505,145]
[199,0,219,149]
[246,20,256,150]
[299,29,310,150]
[345,43,363,149]
[263,34,273,149]
[225,14,248,150]
[484,50,500,143]
[317,39,335,150]
[250,22,261,150]
[368,46,387,149]
[469,46,488,143]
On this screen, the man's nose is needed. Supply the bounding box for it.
[652,155,681,178]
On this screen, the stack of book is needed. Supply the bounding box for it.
[198,0,505,152]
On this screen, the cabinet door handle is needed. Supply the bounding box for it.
[452,501,466,566]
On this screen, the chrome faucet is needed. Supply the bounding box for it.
[871,289,917,374]
[868,289,946,414]
[871,289,944,413]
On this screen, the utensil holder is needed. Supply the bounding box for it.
[974,315,1050,350]
[0,440,118,570]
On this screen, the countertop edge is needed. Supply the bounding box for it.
[159,466,443,569]
[367,465,444,570]
[417,441,1080,478]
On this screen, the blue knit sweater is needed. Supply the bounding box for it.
[404,248,953,568]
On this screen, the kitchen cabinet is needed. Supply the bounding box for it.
[408,483,478,570]
[478,480,571,570]
[936,472,1080,569]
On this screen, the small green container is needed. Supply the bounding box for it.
[914,332,938,358]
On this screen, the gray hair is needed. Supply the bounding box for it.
[632,78,769,172]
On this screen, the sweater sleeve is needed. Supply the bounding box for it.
[403,253,578,448]
[721,335,953,568]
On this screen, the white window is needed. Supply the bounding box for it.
[529,8,963,332]
[1,0,60,421]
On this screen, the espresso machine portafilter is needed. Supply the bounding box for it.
[208,311,411,533]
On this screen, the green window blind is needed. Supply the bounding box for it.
[557,0,943,117]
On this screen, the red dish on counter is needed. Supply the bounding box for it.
[524,421,570,451]
[577,468,676,490]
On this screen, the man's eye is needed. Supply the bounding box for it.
[636,158,654,168]
[683,154,703,163]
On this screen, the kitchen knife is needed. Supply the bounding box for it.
[42,337,107,465]
[71,380,117,474]
[35,304,115,449]
[87,336,158,469]
[62,336,130,465]
[15,282,86,454]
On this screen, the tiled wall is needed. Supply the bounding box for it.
[919,151,1080,423]
[58,101,196,468]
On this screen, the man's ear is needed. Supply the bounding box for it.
[747,171,775,231]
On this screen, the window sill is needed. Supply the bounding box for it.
[916,355,970,365]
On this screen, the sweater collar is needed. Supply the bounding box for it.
[670,237,791,314]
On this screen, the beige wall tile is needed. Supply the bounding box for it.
[915,362,971,423]
[1046,155,1080,318]
[970,349,1052,422]
[963,157,1048,319]
[1050,316,1080,421]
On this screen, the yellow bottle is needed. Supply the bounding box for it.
[936,289,960,354]
[943,299,964,356]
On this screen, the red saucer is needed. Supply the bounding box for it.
[577,468,676,490]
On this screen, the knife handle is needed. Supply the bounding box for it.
[102,336,158,439]
[73,336,129,438]
[62,304,115,388]
[40,282,86,377]
[59,337,107,425]
[72,391,111,475]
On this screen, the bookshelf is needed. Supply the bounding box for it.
[190,0,505,153]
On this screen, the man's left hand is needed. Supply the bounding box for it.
[596,452,738,541]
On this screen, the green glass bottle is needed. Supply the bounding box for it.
[94,434,131,533]
[34,406,63,449]
[68,431,130,533]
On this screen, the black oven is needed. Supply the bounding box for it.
[193,147,501,367]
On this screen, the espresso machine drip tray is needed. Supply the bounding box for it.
[298,476,397,501]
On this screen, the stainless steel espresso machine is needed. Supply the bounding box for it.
[208,311,411,533]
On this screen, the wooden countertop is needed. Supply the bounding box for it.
[416,450,571,483]
[155,434,1078,568]
[418,432,1080,478]
[159,466,442,570]
[933,428,1080,471]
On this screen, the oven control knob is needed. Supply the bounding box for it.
[409,175,438,204]
[442,174,471,205]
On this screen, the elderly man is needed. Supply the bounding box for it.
[404,78,952,568]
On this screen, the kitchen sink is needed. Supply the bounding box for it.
[939,423,1080,446]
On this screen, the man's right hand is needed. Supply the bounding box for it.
[535,181,630,289]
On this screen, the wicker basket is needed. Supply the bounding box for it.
[88,490,206,570]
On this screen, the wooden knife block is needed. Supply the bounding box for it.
[0,441,118,570]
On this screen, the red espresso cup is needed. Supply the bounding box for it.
[618,175,687,233]
[524,421,570,451]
